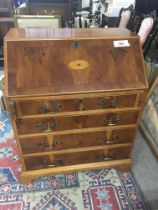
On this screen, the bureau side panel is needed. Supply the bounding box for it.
[4,97,26,171]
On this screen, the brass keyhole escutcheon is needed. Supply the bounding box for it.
[68,59,89,71]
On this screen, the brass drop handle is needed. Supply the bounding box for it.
[47,164,57,168]
[105,134,119,144]
[54,102,63,112]
[108,121,120,126]
[40,102,63,114]
[40,104,49,113]
[97,136,114,145]
[52,140,59,147]
[44,159,63,168]
[103,157,114,161]
[36,120,56,133]
[98,97,118,108]
[77,98,86,111]
[39,142,48,150]
[110,116,122,126]
[104,116,122,126]
[110,97,118,108]
[39,140,59,151]
[98,135,119,145]
[105,140,115,144]
[97,153,115,161]
[36,122,46,131]
[42,122,56,133]
[50,120,57,129]
[104,116,110,126]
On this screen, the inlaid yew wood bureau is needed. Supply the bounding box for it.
[4,28,148,184]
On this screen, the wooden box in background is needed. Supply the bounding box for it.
[26,0,82,26]
[14,15,61,28]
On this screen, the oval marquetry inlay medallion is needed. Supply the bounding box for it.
[68,59,89,71]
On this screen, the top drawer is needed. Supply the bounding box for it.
[11,92,141,118]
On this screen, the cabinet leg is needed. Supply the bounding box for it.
[21,174,35,185]
[117,164,132,173]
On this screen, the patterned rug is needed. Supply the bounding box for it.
[0,112,146,210]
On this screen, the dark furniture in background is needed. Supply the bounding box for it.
[0,0,14,68]
[135,0,158,15]
[135,1,158,87]
[26,0,82,26]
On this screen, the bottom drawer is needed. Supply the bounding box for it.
[24,146,131,171]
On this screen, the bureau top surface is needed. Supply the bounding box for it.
[4,28,148,97]
[5,28,133,40]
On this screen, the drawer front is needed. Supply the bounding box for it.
[17,111,139,135]
[13,93,138,117]
[21,128,135,154]
[24,146,131,171]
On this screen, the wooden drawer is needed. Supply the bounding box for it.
[17,111,139,135]
[13,93,138,117]
[20,128,135,154]
[24,146,131,171]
